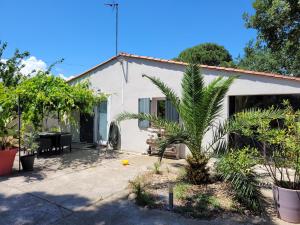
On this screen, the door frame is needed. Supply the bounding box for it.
[95,98,110,144]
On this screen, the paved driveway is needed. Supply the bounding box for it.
[0,147,152,223]
[0,146,290,225]
[0,147,203,225]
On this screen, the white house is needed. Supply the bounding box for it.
[67,52,300,156]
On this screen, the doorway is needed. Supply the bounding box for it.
[80,113,94,143]
[97,101,108,142]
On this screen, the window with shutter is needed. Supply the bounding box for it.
[165,100,179,122]
[138,98,150,129]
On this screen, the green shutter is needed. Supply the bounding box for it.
[138,98,150,128]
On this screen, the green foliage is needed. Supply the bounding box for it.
[244,0,300,53]
[0,41,30,87]
[237,40,285,74]
[229,101,300,190]
[175,192,222,218]
[175,43,234,66]
[22,132,39,154]
[217,147,264,213]
[193,194,221,211]
[118,64,235,184]
[174,183,191,200]
[14,71,106,130]
[242,1,300,75]
[0,83,18,149]
[129,176,154,206]
[153,161,161,175]
[0,47,107,144]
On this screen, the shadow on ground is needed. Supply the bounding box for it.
[2,147,122,184]
[0,190,277,225]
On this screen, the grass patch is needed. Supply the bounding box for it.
[152,162,161,175]
[129,175,154,206]
[175,193,222,218]
[193,193,221,211]
[176,167,187,181]
[174,183,191,200]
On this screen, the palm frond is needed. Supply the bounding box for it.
[200,76,236,136]
[179,64,204,140]
[223,170,265,213]
[142,74,180,112]
[207,121,230,155]
[217,148,266,213]
[116,112,183,134]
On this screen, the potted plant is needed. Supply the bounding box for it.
[230,101,300,223]
[20,132,38,171]
[0,111,18,176]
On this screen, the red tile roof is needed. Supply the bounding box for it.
[68,52,300,83]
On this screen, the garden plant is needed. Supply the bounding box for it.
[226,101,300,222]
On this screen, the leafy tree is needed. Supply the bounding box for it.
[242,0,300,75]
[229,101,300,190]
[237,40,284,74]
[0,83,18,149]
[0,41,30,87]
[175,43,234,67]
[117,64,235,184]
[15,71,107,130]
[244,0,300,53]
[0,43,107,148]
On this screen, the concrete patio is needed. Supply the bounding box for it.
[0,145,293,225]
[0,145,200,225]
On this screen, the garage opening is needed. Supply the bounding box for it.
[228,94,300,149]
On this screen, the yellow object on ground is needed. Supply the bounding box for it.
[122,159,129,165]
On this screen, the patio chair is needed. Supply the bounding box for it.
[60,134,72,153]
[37,138,53,157]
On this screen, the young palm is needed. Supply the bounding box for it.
[117,64,235,183]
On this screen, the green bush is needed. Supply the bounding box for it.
[217,147,264,213]
[193,194,221,211]
[174,183,191,200]
[152,162,161,175]
[229,102,300,189]
[129,176,154,206]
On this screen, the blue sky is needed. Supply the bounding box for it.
[1,0,256,78]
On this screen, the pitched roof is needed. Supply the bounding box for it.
[68,52,300,83]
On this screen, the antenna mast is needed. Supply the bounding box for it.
[105,2,119,56]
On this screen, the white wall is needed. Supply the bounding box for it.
[70,56,300,155]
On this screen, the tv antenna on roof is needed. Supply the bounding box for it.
[105,2,119,56]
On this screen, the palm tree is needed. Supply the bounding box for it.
[117,64,235,184]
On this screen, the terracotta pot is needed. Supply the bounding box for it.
[0,148,18,176]
[273,185,300,223]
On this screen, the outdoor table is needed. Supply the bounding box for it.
[38,132,71,153]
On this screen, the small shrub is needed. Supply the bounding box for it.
[177,167,187,181]
[175,193,222,218]
[153,161,161,175]
[174,183,190,200]
[186,155,210,184]
[217,147,264,213]
[129,176,154,206]
[194,194,221,211]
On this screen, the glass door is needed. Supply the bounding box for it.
[98,101,108,142]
